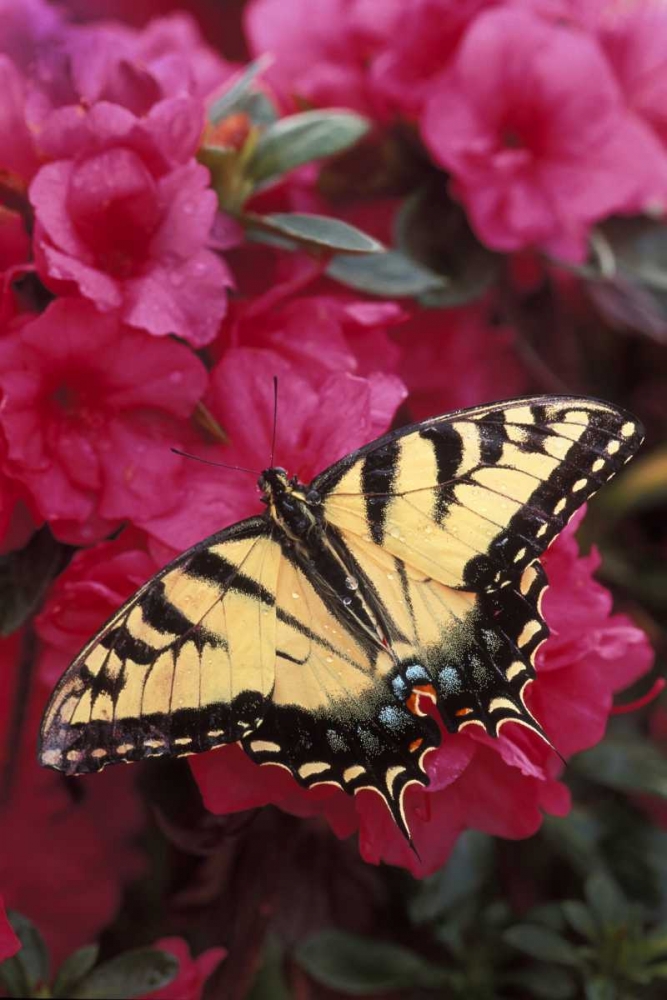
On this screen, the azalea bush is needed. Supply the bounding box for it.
[1,0,667,997]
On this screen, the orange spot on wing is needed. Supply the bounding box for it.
[455,707,473,717]
[409,738,423,753]
[406,684,437,716]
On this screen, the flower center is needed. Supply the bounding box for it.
[50,378,105,429]
[51,383,80,412]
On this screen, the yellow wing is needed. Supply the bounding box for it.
[240,526,548,838]
[314,396,643,591]
[39,518,281,774]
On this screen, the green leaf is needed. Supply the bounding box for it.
[561,902,598,942]
[503,925,581,967]
[53,944,100,998]
[70,948,178,999]
[642,927,667,962]
[295,930,450,994]
[0,951,31,998]
[394,185,499,307]
[327,249,446,297]
[541,810,605,878]
[250,213,384,254]
[0,528,66,635]
[246,937,290,1000]
[584,977,617,1000]
[584,873,628,927]
[573,738,667,799]
[247,110,369,184]
[529,905,567,932]
[503,967,577,999]
[7,911,49,990]
[580,217,667,342]
[409,831,493,924]
[209,56,275,124]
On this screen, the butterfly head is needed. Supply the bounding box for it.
[258,467,320,540]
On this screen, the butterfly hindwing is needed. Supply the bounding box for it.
[240,530,548,837]
[39,518,281,774]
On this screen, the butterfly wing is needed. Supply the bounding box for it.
[283,395,644,814]
[39,394,643,842]
[39,517,282,775]
[240,528,549,838]
[314,396,643,591]
[240,535,442,837]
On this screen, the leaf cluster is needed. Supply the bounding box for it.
[0,912,178,1000]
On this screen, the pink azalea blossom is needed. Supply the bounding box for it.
[370,0,497,118]
[30,138,232,346]
[2,0,231,118]
[192,509,652,877]
[0,631,146,966]
[140,938,226,1000]
[0,56,41,183]
[0,473,39,555]
[139,344,407,555]
[0,298,208,543]
[35,530,158,686]
[394,303,527,421]
[422,8,667,259]
[245,0,403,114]
[599,1,667,147]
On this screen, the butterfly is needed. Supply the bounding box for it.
[39,395,643,839]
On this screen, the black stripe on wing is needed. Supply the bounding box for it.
[460,404,643,590]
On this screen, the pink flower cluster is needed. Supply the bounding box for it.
[0,0,657,976]
[247,0,667,259]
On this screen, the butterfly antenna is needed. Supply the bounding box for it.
[171,448,259,477]
[270,375,278,467]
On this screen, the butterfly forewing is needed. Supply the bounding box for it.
[39,519,281,774]
[316,397,643,592]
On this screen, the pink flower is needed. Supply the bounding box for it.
[422,8,667,259]
[3,1,231,118]
[0,631,146,967]
[0,297,208,543]
[0,896,19,963]
[370,0,497,118]
[225,278,405,383]
[599,1,667,147]
[140,938,226,1000]
[35,530,158,685]
[0,474,39,555]
[139,344,407,555]
[245,0,403,114]
[394,303,528,421]
[0,56,41,183]
[191,509,652,877]
[56,14,231,113]
[30,139,232,346]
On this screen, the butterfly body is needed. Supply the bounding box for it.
[39,395,643,839]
